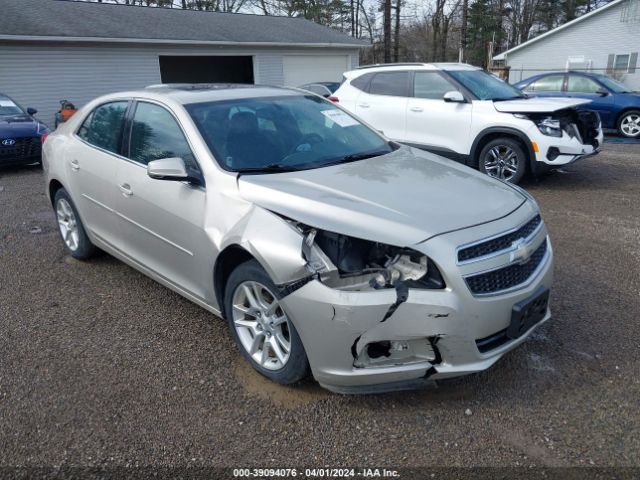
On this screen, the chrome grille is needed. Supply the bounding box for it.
[458,215,542,263]
[465,239,548,295]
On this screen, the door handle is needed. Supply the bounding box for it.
[70,159,80,171]
[358,103,370,109]
[119,183,133,197]
[409,106,424,113]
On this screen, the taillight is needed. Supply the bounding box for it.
[41,133,49,145]
[328,96,339,102]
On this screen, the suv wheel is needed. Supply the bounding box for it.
[478,138,527,184]
[53,188,97,259]
[618,110,640,138]
[224,259,310,385]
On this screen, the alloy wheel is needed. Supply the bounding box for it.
[484,145,519,181]
[620,113,640,137]
[56,198,79,251]
[231,281,291,371]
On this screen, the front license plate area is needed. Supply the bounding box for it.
[507,288,549,340]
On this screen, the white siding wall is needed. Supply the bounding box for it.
[0,41,360,125]
[504,1,640,90]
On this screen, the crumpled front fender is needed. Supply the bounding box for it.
[220,205,310,286]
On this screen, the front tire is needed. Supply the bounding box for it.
[224,260,309,385]
[617,110,640,139]
[478,138,527,184]
[53,188,96,259]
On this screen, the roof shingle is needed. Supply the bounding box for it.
[1,0,367,47]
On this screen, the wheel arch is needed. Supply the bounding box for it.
[48,179,65,206]
[470,127,536,171]
[213,245,256,319]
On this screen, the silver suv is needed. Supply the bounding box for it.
[43,85,553,393]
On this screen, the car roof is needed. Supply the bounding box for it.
[349,62,480,76]
[517,70,606,84]
[101,84,304,105]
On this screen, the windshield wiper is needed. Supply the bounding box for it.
[336,150,391,164]
[493,96,525,102]
[236,163,301,174]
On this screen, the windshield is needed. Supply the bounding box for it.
[447,70,526,101]
[595,75,633,93]
[0,98,24,116]
[186,95,394,173]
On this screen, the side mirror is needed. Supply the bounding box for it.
[596,87,609,97]
[147,157,199,184]
[443,91,465,103]
[27,107,38,115]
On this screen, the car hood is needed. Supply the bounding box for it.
[0,115,39,137]
[493,97,592,113]
[238,148,526,246]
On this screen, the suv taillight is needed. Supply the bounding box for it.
[328,96,339,103]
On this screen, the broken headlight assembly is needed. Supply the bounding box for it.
[298,225,446,291]
[515,113,563,138]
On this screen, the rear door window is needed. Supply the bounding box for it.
[77,101,128,154]
[528,75,565,92]
[369,72,410,97]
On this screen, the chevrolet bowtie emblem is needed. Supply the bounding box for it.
[510,238,533,264]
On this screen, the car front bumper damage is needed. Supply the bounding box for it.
[279,230,553,394]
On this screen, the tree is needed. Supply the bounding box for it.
[383,0,392,62]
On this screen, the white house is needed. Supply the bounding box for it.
[494,0,640,90]
[0,0,366,124]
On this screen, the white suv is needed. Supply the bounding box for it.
[333,63,603,184]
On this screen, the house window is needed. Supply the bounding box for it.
[614,54,630,72]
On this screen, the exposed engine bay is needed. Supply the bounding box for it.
[519,108,601,147]
[296,224,446,292]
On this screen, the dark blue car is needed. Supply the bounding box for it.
[514,72,640,138]
[0,93,50,166]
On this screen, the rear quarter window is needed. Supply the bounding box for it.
[350,72,374,92]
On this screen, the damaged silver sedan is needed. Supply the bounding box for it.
[43,85,553,393]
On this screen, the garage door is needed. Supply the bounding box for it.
[159,56,254,84]
[282,55,350,87]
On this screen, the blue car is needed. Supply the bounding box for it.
[514,72,640,138]
[0,93,50,167]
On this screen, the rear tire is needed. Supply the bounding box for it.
[478,138,527,184]
[53,188,96,260]
[617,110,640,139]
[224,259,310,385]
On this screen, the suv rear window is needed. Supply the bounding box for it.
[369,72,410,97]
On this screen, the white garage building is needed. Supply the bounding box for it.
[1,0,365,124]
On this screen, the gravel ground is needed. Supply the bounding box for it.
[0,145,639,475]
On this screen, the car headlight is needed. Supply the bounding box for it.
[515,113,563,137]
[536,117,562,137]
[296,225,446,291]
[37,123,51,135]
